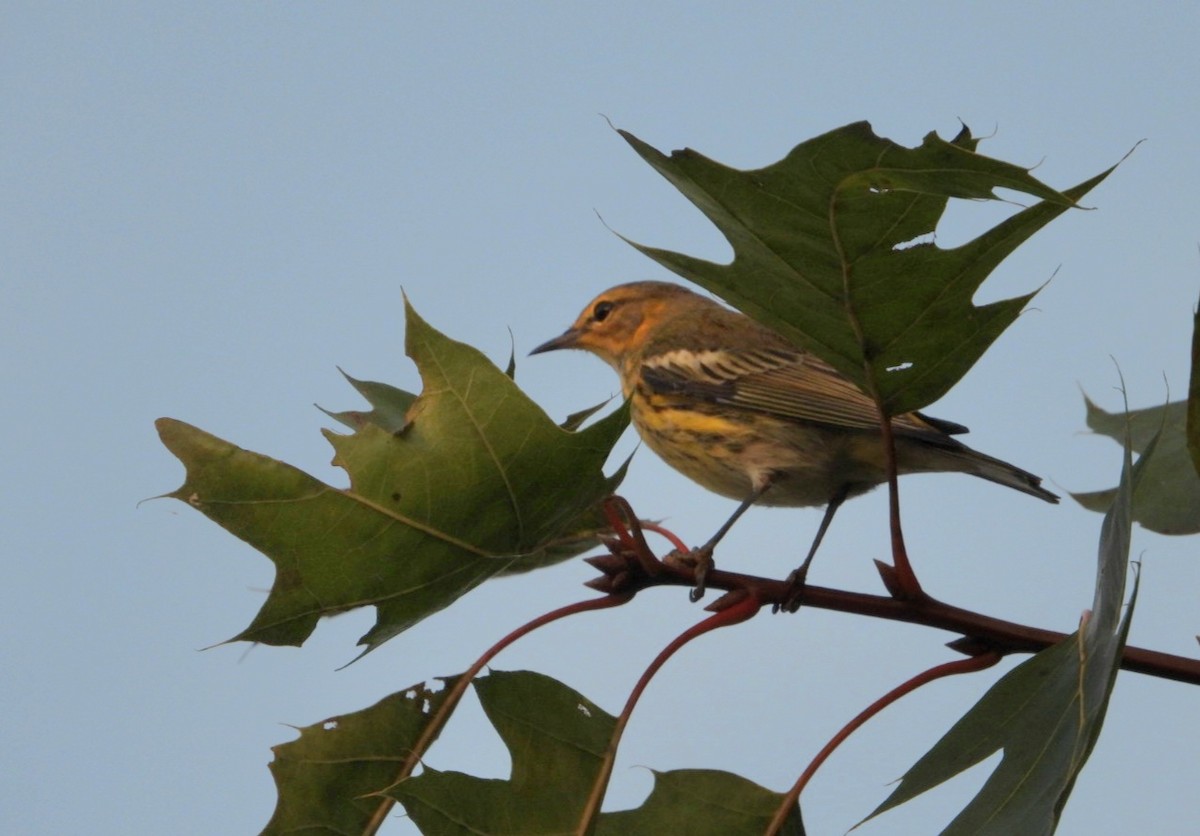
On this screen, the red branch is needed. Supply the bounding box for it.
[587,499,1200,686]
[366,496,1197,834]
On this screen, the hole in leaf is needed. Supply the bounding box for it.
[892,233,936,251]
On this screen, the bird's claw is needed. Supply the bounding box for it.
[777,564,809,613]
[689,548,714,601]
[665,547,715,602]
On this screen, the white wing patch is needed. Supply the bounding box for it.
[642,347,802,383]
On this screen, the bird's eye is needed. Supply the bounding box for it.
[592,300,615,322]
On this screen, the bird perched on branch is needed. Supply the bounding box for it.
[532,281,1058,608]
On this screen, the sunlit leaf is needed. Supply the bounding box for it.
[157,299,629,653]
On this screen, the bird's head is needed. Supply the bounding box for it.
[530,281,700,371]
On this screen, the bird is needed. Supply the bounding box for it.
[531,280,1058,608]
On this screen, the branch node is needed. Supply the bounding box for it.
[875,559,904,596]
[706,588,750,612]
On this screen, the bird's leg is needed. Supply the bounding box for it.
[680,478,775,602]
[780,485,850,613]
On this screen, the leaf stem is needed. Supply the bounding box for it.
[765,651,1001,835]
[364,592,634,835]
[878,412,924,599]
[574,591,764,835]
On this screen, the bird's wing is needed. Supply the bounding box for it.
[639,347,961,441]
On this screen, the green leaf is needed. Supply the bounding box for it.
[318,369,416,433]
[1071,396,1200,534]
[862,421,1145,835]
[261,676,460,836]
[598,769,804,836]
[561,396,617,432]
[1188,294,1200,477]
[493,465,630,577]
[620,122,1114,415]
[387,669,615,834]
[156,299,629,653]
[388,670,801,836]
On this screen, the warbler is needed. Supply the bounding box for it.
[531,281,1058,606]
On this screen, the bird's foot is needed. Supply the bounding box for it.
[664,546,715,602]
[777,564,809,613]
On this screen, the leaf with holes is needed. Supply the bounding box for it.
[620,121,1117,415]
[262,676,461,835]
[387,669,614,833]
[386,670,803,835]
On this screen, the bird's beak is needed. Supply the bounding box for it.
[529,328,582,355]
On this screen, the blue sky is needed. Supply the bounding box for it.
[5,4,1198,834]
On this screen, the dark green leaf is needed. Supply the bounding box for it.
[1071,396,1200,534]
[261,676,460,836]
[863,423,1145,835]
[156,299,629,652]
[561,396,616,432]
[598,769,803,836]
[620,122,1114,415]
[387,670,615,834]
[388,670,801,835]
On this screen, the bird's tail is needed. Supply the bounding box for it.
[947,446,1059,503]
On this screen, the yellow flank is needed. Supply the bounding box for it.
[530,280,1059,518]
[632,395,757,495]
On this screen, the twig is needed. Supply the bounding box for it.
[764,652,1002,835]
[363,592,634,835]
[574,590,765,835]
[583,502,1200,685]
